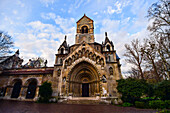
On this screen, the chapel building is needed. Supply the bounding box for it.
[0,14,122,102]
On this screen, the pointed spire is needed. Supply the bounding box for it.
[104,32,110,44]
[84,13,86,16]
[64,35,67,41]
[15,49,19,55]
[105,32,107,37]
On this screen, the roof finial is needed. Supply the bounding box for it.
[84,13,86,16]
[64,35,67,41]
[105,32,107,37]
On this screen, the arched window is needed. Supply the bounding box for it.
[60,58,62,64]
[108,56,110,62]
[57,69,61,76]
[61,48,64,54]
[107,45,110,51]
[81,26,88,33]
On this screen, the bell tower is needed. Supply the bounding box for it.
[75,14,94,44]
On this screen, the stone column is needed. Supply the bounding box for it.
[18,87,23,100]
[4,87,10,99]
[34,87,39,101]
[21,86,27,99]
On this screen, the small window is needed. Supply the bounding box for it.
[60,58,62,64]
[108,56,110,62]
[107,45,110,51]
[61,48,64,54]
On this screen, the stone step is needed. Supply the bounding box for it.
[62,100,109,105]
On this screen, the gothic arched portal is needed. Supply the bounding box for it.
[67,61,100,97]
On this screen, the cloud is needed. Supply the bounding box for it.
[16,0,25,7]
[39,0,55,7]
[54,16,75,34]
[107,1,130,14]
[41,12,56,20]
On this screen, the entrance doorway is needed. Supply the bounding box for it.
[82,83,89,97]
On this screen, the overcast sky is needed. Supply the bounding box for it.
[0,0,157,76]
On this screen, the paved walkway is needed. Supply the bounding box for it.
[0,100,157,113]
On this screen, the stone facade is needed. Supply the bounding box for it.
[0,14,122,102]
[53,14,122,101]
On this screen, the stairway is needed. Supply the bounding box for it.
[61,97,110,105]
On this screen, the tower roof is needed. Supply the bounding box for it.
[76,14,93,23]
[58,35,69,50]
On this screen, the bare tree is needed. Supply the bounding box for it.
[151,35,169,79]
[147,0,170,36]
[141,38,161,82]
[0,31,14,56]
[124,39,145,79]
[147,0,170,80]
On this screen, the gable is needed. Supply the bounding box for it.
[76,14,93,24]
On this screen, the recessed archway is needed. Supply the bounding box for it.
[25,78,37,99]
[11,79,22,98]
[68,61,100,97]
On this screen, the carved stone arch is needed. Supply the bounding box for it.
[85,50,89,57]
[72,55,75,62]
[96,56,100,64]
[75,53,79,60]
[78,50,82,58]
[68,58,72,66]
[10,78,22,86]
[88,52,92,59]
[100,58,104,67]
[68,58,102,79]
[92,54,96,61]
[24,78,38,87]
[82,48,85,55]
[67,59,102,97]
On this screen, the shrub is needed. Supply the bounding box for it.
[154,80,170,100]
[116,78,149,104]
[165,100,170,109]
[149,100,165,109]
[122,102,133,107]
[135,101,147,108]
[38,81,53,103]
